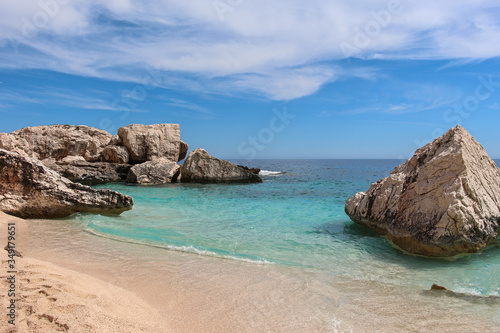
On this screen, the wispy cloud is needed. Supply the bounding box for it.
[160,97,215,119]
[161,98,212,114]
[488,103,500,110]
[1,1,500,100]
[0,92,44,105]
[341,83,461,115]
[368,120,443,127]
[0,88,148,112]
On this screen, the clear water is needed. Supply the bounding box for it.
[80,159,500,297]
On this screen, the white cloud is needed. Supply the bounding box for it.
[1,0,500,100]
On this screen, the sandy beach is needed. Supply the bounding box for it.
[1,212,169,333]
[1,211,498,333]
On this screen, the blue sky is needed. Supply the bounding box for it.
[1,0,500,160]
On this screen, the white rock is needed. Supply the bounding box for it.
[345,125,500,257]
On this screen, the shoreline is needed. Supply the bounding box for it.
[1,212,169,333]
[2,211,499,332]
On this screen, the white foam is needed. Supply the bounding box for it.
[259,170,283,176]
[85,228,275,265]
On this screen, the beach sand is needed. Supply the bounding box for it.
[0,212,169,333]
[1,211,499,333]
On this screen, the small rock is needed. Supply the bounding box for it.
[430,284,448,291]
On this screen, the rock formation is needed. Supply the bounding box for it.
[118,124,188,164]
[0,124,189,185]
[0,125,112,162]
[0,149,133,218]
[127,158,181,185]
[181,148,262,183]
[345,125,500,257]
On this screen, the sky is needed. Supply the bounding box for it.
[1,0,500,160]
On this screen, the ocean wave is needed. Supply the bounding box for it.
[84,228,275,265]
[259,170,284,176]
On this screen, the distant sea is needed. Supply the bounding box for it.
[77,159,500,297]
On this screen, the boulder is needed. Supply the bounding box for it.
[118,124,188,164]
[101,146,130,164]
[345,125,500,257]
[126,159,181,185]
[0,149,133,218]
[181,149,263,183]
[430,284,448,291]
[42,158,132,185]
[0,125,112,162]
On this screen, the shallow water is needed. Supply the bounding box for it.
[87,159,500,296]
[26,159,500,332]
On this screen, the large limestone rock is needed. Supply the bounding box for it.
[118,124,188,164]
[0,125,112,162]
[181,148,262,183]
[126,158,181,185]
[0,149,133,218]
[345,125,500,257]
[0,124,189,185]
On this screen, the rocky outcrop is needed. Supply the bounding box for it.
[42,157,132,185]
[181,149,262,183]
[0,125,112,162]
[118,124,188,164]
[0,124,189,185]
[0,149,133,218]
[127,158,180,185]
[345,125,500,257]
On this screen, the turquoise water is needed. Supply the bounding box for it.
[83,159,500,297]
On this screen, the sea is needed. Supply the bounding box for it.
[27,159,500,332]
